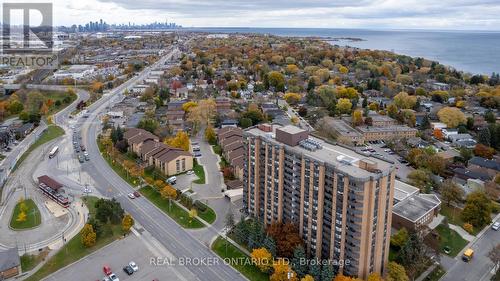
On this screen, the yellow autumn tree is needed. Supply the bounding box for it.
[164,131,190,151]
[182,101,198,112]
[187,99,216,133]
[284,93,302,105]
[80,223,96,247]
[394,92,417,109]
[16,211,27,222]
[122,214,134,233]
[251,247,273,273]
[336,98,352,114]
[437,107,466,128]
[300,275,315,281]
[188,208,198,222]
[205,126,217,144]
[270,259,297,281]
[352,110,363,126]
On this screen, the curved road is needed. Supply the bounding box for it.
[0,87,89,253]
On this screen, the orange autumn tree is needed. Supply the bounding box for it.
[270,259,297,281]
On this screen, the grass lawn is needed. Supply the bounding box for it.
[44,90,77,115]
[14,125,65,171]
[423,265,446,281]
[139,186,205,228]
[212,144,222,155]
[211,236,269,281]
[193,159,205,184]
[9,199,41,230]
[440,205,464,226]
[195,202,216,224]
[20,251,49,272]
[435,224,468,257]
[25,196,123,281]
[97,140,140,187]
[439,205,482,235]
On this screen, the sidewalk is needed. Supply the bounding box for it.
[415,263,438,281]
[448,223,475,241]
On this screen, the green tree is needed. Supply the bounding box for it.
[408,169,433,193]
[390,227,409,248]
[291,246,308,278]
[440,179,464,206]
[461,191,492,228]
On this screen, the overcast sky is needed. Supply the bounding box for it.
[14,0,500,30]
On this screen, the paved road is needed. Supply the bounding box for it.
[0,87,88,253]
[62,47,246,281]
[442,224,500,281]
[44,233,181,281]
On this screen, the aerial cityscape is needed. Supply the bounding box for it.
[0,1,499,281]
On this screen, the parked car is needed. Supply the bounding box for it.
[128,193,135,199]
[129,261,139,272]
[78,155,85,163]
[492,222,500,231]
[85,154,90,161]
[108,273,119,281]
[166,176,177,185]
[103,265,112,276]
[123,265,134,275]
[186,170,194,175]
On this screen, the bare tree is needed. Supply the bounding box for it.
[488,244,500,271]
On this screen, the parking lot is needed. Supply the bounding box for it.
[44,234,180,281]
[357,141,414,181]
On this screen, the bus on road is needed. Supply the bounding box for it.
[49,146,59,159]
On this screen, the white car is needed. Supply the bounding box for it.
[129,261,139,272]
[108,273,119,281]
[186,170,194,175]
[127,193,135,199]
[492,222,500,231]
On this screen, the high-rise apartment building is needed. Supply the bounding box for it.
[242,124,396,279]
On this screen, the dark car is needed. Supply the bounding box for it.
[123,265,134,275]
[80,144,86,151]
[133,191,140,198]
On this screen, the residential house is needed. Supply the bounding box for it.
[123,128,159,155]
[124,129,193,176]
[468,157,500,180]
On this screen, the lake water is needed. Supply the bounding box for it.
[185,27,500,75]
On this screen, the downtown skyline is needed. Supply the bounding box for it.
[13,0,500,31]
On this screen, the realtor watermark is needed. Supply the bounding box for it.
[149,256,351,267]
[1,2,58,68]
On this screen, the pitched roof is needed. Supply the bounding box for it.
[124,128,159,145]
[38,175,63,190]
[228,147,245,162]
[221,135,242,148]
[226,180,243,189]
[469,156,500,171]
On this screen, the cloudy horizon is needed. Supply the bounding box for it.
[7,0,500,31]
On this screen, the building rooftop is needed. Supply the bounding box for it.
[245,124,395,180]
[356,125,417,133]
[469,156,500,171]
[392,194,441,222]
[394,180,419,203]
